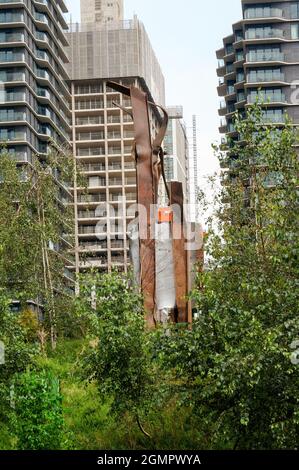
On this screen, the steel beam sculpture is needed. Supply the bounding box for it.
[107,81,193,325]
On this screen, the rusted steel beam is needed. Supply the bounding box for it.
[130,86,156,326]
[170,181,188,324]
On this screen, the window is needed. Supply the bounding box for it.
[291,24,299,39]
[290,3,299,19]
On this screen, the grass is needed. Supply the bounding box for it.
[0,339,204,450]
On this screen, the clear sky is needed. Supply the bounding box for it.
[65,0,242,180]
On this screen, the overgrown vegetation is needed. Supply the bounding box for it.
[0,104,298,450]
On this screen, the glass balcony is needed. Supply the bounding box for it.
[109,178,122,186]
[76,116,104,126]
[227,85,235,95]
[246,29,285,40]
[235,51,244,62]
[77,132,105,141]
[76,101,104,110]
[236,72,245,83]
[88,177,106,188]
[248,92,286,104]
[81,163,105,172]
[78,194,106,203]
[0,51,24,62]
[247,72,285,83]
[0,32,24,43]
[108,163,122,170]
[225,45,234,55]
[108,147,121,155]
[0,110,26,121]
[236,92,246,103]
[107,115,120,124]
[77,147,105,157]
[227,104,235,113]
[0,130,27,141]
[261,111,285,123]
[107,132,121,139]
[247,51,285,62]
[3,91,26,102]
[0,12,24,23]
[244,7,283,19]
[226,64,234,74]
[79,241,107,250]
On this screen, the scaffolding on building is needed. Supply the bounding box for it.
[66,17,165,106]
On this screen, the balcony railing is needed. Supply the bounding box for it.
[77,132,105,141]
[261,112,286,123]
[77,147,105,156]
[248,92,286,104]
[76,101,104,110]
[244,8,283,19]
[81,163,105,172]
[246,29,285,40]
[247,72,285,83]
[76,116,104,126]
[80,242,107,250]
[247,52,285,62]
[78,194,106,203]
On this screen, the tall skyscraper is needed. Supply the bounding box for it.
[216,0,299,143]
[66,16,165,274]
[80,0,124,25]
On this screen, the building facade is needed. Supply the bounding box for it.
[66,17,165,274]
[217,0,299,142]
[163,106,189,205]
[80,0,124,25]
[0,0,74,291]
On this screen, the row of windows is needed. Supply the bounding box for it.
[246,25,299,40]
[0,125,50,154]
[244,3,299,20]
[0,6,65,54]
[0,107,68,143]
[0,63,69,114]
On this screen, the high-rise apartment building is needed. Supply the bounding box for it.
[0,0,74,291]
[217,0,299,142]
[163,106,189,205]
[80,0,124,25]
[66,17,165,273]
[0,0,71,164]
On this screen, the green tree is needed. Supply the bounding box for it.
[155,104,299,449]
[0,291,36,418]
[0,145,76,348]
[12,370,63,450]
[80,271,154,437]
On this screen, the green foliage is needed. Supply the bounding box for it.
[0,145,76,347]
[18,309,39,343]
[12,370,64,450]
[154,104,299,449]
[0,291,36,417]
[80,272,153,419]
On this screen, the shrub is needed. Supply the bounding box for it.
[18,308,39,343]
[12,370,64,450]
